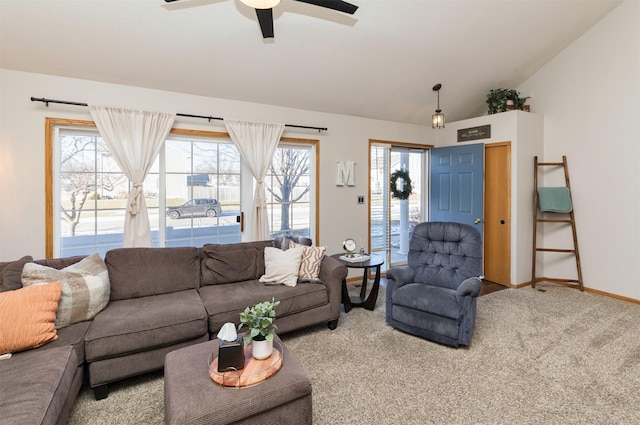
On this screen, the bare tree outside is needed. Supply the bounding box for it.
[60,136,125,236]
[267,148,310,232]
[193,142,241,187]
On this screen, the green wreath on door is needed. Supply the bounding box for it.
[390,169,412,200]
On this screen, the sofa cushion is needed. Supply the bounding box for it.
[84,289,208,361]
[408,221,482,290]
[29,321,92,366]
[259,246,304,287]
[0,255,32,292]
[391,283,460,320]
[201,241,271,285]
[22,253,110,329]
[272,235,312,250]
[105,247,200,300]
[0,282,61,355]
[34,255,86,270]
[0,345,78,425]
[199,280,329,334]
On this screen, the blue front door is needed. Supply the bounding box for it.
[429,143,484,237]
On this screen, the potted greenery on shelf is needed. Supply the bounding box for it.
[238,298,280,359]
[486,88,530,114]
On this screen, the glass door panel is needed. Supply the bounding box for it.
[165,138,242,247]
[370,143,426,272]
[389,149,424,266]
[370,145,390,269]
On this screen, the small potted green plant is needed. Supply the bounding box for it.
[486,88,530,114]
[238,298,280,359]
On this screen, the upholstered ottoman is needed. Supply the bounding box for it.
[164,336,312,425]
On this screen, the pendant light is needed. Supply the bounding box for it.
[432,83,445,129]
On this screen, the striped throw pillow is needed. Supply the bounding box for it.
[21,253,110,329]
[289,241,326,281]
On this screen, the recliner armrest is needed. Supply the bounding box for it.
[386,266,414,291]
[456,276,482,298]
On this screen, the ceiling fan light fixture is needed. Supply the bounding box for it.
[432,83,445,129]
[240,0,281,9]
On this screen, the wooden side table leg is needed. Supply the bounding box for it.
[341,278,353,313]
[361,265,381,311]
[359,268,368,300]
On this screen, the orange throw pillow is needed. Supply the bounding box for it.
[0,281,62,355]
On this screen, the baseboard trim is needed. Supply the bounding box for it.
[516,280,640,305]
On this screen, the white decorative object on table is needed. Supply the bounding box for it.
[251,338,274,360]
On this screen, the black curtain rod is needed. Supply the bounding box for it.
[30,97,328,132]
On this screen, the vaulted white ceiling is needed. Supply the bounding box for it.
[0,0,621,125]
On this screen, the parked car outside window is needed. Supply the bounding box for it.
[166,198,222,219]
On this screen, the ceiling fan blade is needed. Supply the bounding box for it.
[294,0,358,14]
[164,0,181,2]
[255,8,275,38]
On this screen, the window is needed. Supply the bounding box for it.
[46,119,318,257]
[57,130,129,257]
[264,140,317,240]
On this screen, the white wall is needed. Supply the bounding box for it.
[518,0,639,300]
[0,69,431,261]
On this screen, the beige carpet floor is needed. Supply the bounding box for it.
[69,283,640,424]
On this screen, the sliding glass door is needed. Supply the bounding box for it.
[370,142,427,271]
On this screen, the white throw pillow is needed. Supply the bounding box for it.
[259,246,304,287]
[21,253,110,329]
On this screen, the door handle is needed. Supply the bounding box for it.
[238,212,244,232]
[474,218,482,224]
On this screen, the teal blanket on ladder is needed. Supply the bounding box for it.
[537,187,572,213]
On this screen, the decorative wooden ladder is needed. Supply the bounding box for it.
[531,156,584,291]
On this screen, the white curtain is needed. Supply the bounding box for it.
[225,120,284,241]
[89,105,175,247]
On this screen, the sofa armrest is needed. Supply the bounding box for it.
[456,276,482,298]
[318,255,348,321]
[386,266,414,293]
[385,266,414,324]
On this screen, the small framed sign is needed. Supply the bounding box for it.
[458,125,491,142]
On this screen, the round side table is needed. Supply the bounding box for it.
[330,253,384,312]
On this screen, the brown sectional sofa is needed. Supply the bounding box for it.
[0,239,347,424]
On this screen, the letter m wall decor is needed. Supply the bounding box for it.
[336,160,355,186]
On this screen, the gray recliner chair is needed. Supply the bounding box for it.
[385,222,483,347]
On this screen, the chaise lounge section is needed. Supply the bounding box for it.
[0,256,94,425]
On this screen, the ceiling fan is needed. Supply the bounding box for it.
[164,0,358,39]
